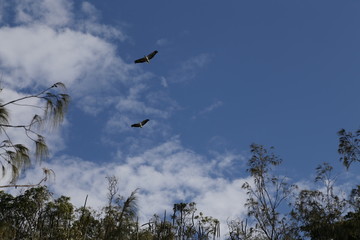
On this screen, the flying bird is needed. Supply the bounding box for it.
[134,50,158,64]
[131,119,150,128]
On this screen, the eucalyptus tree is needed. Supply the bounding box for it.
[41,195,75,239]
[171,202,220,240]
[338,128,360,169]
[344,185,360,239]
[102,175,139,240]
[0,186,52,239]
[0,82,69,185]
[71,206,103,240]
[238,144,297,240]
[0,186,77,239]
[291,163,348,240]
[227,219,254,240]
[139,212,175,239]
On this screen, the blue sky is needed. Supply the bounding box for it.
[82,0,360,173]
[0,0,360,238]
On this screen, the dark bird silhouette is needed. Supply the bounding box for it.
[134,50,158,64]
[131,119,150,128]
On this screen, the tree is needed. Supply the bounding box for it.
[139,212,175,240]
[0,183,222,240]
[1,186,78,239]
[169,202,220,240]
[227,219,254,240]
[102,175,139,240]
[0,82,69,185]
[343,185,360,239]
[0,186,52,239]
[338,128,360,169]
[238,144,297,240]
[291,163,348,240]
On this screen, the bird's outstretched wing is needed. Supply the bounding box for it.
[134,57,147,64]
[131,123,141,128]
[147,50,158,60]
[141,119,150,126]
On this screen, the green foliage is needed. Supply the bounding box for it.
[141,212,176,239]
[349,185,360,210]
[338,128,360,169]
[0,186,220,240]
[291,163,350,240]
[227,219,254,240]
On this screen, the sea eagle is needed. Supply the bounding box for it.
[131,119,150,128]
[134,50,158,64]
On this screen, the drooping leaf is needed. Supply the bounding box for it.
[35,135,49,162]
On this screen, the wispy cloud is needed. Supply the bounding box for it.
[0,1,8,23]
[160,76,168,88]
[14,0,73,27]
[168,53,212,83]
[193,100,223,119]
[103,80,179,138]
[11,0,126,42]
[77,2,127,41]
[156,38,169,46]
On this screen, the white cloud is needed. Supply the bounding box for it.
[104,82,177,136]
[0,25,131,93]
[80,2,99,22]
[14,0,73,27]
[210,150,245,170]
[195,178,248,223]
[77,2,127,41]
[0,0,143,120]
[0,0,135,95]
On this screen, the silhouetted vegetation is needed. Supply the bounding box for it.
[0,185,220,239]
[0,143,359,239]
[338,128,360,169]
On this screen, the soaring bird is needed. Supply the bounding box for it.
[134,50,158,64]
[131,119,150,128]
